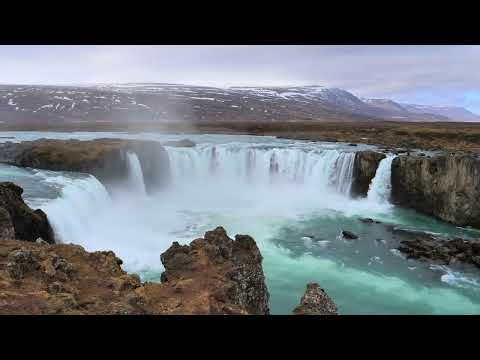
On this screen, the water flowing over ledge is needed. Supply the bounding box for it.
[367,155,396,205]
[166,144,358,196]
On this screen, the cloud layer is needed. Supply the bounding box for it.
[1,45,479,112]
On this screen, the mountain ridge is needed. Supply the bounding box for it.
[0,82,477,124]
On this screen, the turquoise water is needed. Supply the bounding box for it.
[1,131,480,314]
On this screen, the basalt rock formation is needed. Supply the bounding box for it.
[292,283,338,315]
[0,182,54,243]
[395,229,480,268]
[0,226,271,315]
[350,150,386,197]
[391,154,480,227]
[0,139,171,193]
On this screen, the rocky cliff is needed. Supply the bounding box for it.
[351,151,386,197]
[0,226,271,315]
[391,154,480,228]
[0,139,171,193]
[0,182,54,243]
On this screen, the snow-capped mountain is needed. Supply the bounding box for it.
[0,83,476,125]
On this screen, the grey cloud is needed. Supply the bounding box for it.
[0,45,479,111]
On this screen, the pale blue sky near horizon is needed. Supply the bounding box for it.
[1,45,479,113]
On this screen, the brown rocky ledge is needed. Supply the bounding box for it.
[0,139,171,192]
[0,226,271,315]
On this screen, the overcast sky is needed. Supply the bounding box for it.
[1,45,480,113]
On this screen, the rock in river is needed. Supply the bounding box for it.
[292,283,338,315]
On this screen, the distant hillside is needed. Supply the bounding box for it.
[400,103,480,122]
[0,83,475,125]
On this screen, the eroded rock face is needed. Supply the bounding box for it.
[293,283,338,315]
[351,151,386,197]
[391,154,480,227]
[157,227,270,315]
[0,227,270,315]
[0,139,171,193]
[0,182,55,243]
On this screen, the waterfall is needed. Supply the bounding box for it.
[40,175,112,244]
[367,155,395,204]
[166,145,356,195]
[332,152,356,195]
[126,151,147,196]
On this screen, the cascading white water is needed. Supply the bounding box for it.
[40,175,112,244]
[166,145,356,195]
[332,152,356,195]
[126,151,147,196]
[367,155,396,204]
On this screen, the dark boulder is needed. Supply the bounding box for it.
[0,182,55,243]
[359,218,381,224]
[342,230,358,240]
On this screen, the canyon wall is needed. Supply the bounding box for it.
[391,154,480,228]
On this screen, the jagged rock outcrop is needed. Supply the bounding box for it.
[155,226,270,314]
[351,151,386,197]
[0,182,54,243]
[0,139,171,193]
[292,283,338,315]
[0,227,270,315]
[391,154,480,227]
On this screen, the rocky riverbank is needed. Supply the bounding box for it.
[0,226,271,315]
[0,226,336,315]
